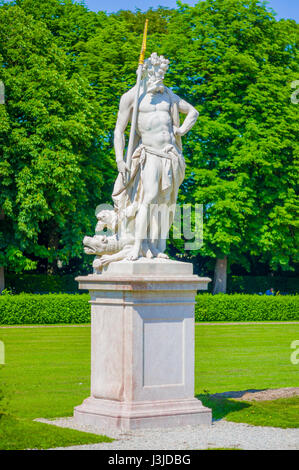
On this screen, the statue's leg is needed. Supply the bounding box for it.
[126,156,161,261]
[155,188,172,257]
[147,203,159,256]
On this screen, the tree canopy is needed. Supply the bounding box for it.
[0,2,109,272]
[162,0,299,276]
[0,0,298,281]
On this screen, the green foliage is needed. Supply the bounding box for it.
[16,0,105,51]
[162,0,299,271]
[0,2,110,273]
[4,271,298,294]
[5,272,81,293]
[195,293,299,321]
[0,0,298,277]
[0,293,90,324]
[227,275,299,294]
[0,292,298,325]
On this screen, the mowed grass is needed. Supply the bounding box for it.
[0,326,112,450]
[198,395,299,428]
[195,323,299,428]
[0,322,298,449]
[195,323,299,393]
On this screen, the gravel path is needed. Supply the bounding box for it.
[35,417,299,450]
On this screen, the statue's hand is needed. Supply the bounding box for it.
[173,125,184,137]
[117,160,130,185]
[117,160,129,173]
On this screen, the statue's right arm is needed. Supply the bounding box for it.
[114,89,135,169]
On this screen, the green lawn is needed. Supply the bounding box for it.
[0,323,298,449]
[0,326,113,450]
[195,322,299,429]
[195,323,299,393]
[197,395,299,428]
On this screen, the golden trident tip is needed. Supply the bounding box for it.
[139,19,149,65]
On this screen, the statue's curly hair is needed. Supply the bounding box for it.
[145,52,169,67]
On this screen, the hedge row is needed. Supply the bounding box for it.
[195,294,299,322]
[0,293,298,325]
[4,273,299,294]
[0,293,91,325]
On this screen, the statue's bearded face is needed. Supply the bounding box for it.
[143,53,169,93]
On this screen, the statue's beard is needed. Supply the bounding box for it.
[146,78,164,93]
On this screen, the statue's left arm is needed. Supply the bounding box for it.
[173,95,199,137]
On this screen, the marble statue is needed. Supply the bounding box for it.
[84,52,199,272]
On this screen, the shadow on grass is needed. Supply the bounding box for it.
[196,393,252,421]
[207,389,267,400]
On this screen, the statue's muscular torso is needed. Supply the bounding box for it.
[137,90,176,151]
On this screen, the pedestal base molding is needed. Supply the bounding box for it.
[74,396,211,430]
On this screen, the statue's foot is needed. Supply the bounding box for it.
[99,255,113,266]
[157,252,169,259]
[146,249,154,258]
[92,257,103,274]
[126,247,140,261]
[93,258,103,269]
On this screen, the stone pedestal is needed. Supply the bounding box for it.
[73,258,212,430]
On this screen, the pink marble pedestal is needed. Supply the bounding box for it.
[73,258,212,430]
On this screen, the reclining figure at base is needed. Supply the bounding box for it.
[83,209,134,272]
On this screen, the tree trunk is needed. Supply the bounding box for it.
[212,256,227,294]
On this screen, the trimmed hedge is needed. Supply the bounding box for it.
[0,293,90,325]
[0,292,298,325]
[195,293,299,322]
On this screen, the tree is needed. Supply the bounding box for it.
[161,0,299,291]
[1,0,298,286]
[13,0,107,66]
[0,4,108,274]
[0,1,172,276]
[0,210,4,292]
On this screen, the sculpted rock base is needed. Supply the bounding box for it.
[73,260,212,430]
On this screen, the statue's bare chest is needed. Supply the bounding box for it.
[138,92,171,114]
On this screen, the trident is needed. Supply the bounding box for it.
[125,19,149,174]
